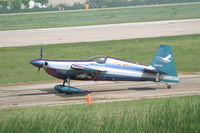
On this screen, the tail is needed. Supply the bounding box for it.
[150,45,179,83]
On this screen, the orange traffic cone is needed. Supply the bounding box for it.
[86,94,92,104]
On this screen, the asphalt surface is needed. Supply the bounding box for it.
[1,19,200,47]
[0,74,199,109]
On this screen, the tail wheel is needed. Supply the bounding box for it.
[167,84,171,89]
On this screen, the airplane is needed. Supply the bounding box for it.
[30,45,179,94]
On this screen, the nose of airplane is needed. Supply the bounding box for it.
[30,59,45,68]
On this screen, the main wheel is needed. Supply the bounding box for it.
[167,84,171,89]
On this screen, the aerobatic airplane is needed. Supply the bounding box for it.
[30,45,179,94]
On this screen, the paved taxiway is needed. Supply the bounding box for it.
[1,19,200,47]
[0,74,199,108]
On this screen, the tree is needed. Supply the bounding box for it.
[0,0,9,9]
[21,0,29,7]
[34,0,48,4]
[11,0,21,9]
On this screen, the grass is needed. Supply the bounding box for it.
[89,0,200,8]
[0,34,199,85]
[0,0,199,14]
[0,3,200,30]
[0,95,200,133]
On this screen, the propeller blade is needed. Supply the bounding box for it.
[40,45,43,59]
[38,67,41,73]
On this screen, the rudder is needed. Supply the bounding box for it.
[150,45,179,83]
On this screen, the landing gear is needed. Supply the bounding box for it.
[166,83,171,89]
[155,80,172,89]
[62,77,72,94]
[63,77,71,87]
[155,73,160,82]
[55,77,86,94]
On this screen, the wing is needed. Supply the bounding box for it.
[71,64,107,73]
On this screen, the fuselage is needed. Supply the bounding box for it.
[31,57,157,82]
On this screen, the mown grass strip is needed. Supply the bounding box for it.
[0,95,200,133]
[0,3,200,30]
[0,34,199,85]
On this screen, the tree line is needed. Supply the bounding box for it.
[0,0,47,9]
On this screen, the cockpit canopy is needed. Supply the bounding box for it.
[88,55,108,63]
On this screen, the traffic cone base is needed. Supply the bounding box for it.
[86,94,92,104]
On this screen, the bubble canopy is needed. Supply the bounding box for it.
[88,55,108,63]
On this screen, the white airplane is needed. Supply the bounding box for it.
[30,45,179,94]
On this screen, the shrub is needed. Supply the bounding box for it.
[21,0,29,7]
[11,0,21,9]
[0,0,9,9]
[34,0,48,4]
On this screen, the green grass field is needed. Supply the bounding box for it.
[0,34,199,85]
[0,0,199,14]
[0,95,199,133]
[0,3,200,30]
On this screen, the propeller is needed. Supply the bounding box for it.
[38,45,43,73]
[40,45,43,59]
[38,67,41,73]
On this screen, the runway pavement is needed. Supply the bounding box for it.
[1,19,200,47]
[0,74,199,109]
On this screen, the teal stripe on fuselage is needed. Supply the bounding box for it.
[97,73,155,81]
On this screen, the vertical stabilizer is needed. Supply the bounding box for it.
[150,45,179,83]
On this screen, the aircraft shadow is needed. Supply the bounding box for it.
[15,86,166,98]
[17,88,88,97]
[86,87,157,93]
[128,87,156,91]
[41,88,90,97]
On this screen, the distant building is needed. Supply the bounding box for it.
[48,0,87,7]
